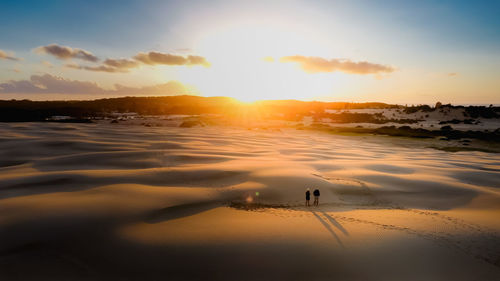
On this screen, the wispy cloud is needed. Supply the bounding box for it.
[41,60,54,68]
[65,58,140,73]
[0,74,104,94]
[262,56,275,62]
[103,58,140,69]
[0,49,21,61]
[448,72,458,76]
[134,52,210,67]
[35,44,99,62]
[279,55,395,75]
[33,44,209,73]
[68,52,210,73]
[65,63,127,73]
[0,74,194,96]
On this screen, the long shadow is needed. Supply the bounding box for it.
[321,211,349,236]
[311,211,344,248]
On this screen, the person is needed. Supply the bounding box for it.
[305,188,311,207]
[313,188,320,206]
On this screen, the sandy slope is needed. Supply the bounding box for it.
[0,122,499,281]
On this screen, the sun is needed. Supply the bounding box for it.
[176,23,339,102]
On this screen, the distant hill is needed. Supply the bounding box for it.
[0,95,498,122]
[0,95,398,122]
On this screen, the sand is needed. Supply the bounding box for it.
[1,122,500,281]
[323,107,500,131]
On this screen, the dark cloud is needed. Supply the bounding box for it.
[279,55,395,74]
[35,44,99,62]
[134,52,210,67]
[0,74,194,96]
[0,49,21,61]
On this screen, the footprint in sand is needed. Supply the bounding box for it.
[330,210,500,268]
[311,173,387,207]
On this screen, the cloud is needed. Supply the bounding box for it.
[279,55,395,74]
[34,45,209,73]
[65,58,139,73]
[262,56,275,62]
[41,60,54,68]
[134,52,210,67]
[0,49,21,61]
[35,44,99,62]
[0,74,104,94]
[448,72,458,76]
[0,74,194,97]
[186,55,210,66]
[65,63,127,73]
[63,53,207,74]
[103,58,140,69]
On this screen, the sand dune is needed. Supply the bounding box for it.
[1,122,500,280]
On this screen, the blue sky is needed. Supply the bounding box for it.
[0,0,499,103]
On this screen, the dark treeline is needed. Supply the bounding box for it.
[0,95,499,122]
[0,96,238,121]
[0,96,397,122]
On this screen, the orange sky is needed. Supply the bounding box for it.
[0,0,499,104]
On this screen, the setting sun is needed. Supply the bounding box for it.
[175,23,337,102]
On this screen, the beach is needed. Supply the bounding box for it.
[1,122,500,281]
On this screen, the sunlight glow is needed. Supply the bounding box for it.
[176,23,341,102]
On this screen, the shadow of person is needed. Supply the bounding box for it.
[321,211,349,236]
[311,211,344,248]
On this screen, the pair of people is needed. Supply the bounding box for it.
[305,188,320,207]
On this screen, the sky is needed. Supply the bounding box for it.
[0,0,499,104]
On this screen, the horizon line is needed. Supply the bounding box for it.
[1,95,498,107]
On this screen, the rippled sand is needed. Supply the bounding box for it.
[1,122,499,281]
